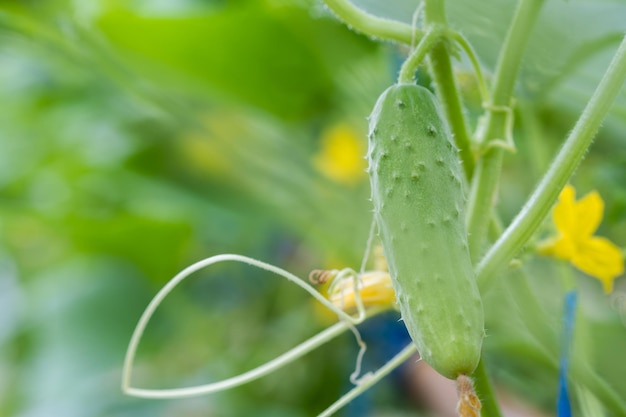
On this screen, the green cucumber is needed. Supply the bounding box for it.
[367,84,484,379]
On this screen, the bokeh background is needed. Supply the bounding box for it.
[1,0,626,416]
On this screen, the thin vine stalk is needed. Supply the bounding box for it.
[323,0,420,44]
[397,28,444,84]
[420,0,477,180]
[428,37,477,180]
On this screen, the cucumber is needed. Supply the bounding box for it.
[367,84,484,379]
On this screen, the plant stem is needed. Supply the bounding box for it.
[397,28,443,84]
[323,0,420,44]
[423,0,447,24]
[466,0,545,261]
[477,33,626,293]
[422,0,476,179]
[430,41,476,179]
[449,32,490,105]
[473,358,504,417]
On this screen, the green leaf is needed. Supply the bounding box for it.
[96,3,374,120]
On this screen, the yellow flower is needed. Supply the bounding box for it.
[326,246,395,312]
[314,123,366,185]
[328,270,396,313]
[538,184,624,293]
[310,268,396,325]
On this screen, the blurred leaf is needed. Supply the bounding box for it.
[95,2,374,120]
[173,107,373,265]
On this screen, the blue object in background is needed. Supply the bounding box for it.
[344,311,412,417]
[557,290,577,417]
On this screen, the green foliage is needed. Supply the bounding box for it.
[96,3,368,120]
[0,1,383,416]
[1,0,626,416]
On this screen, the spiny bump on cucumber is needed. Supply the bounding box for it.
[367,84,484,379]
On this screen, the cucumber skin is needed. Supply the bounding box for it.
[367,84,484,379]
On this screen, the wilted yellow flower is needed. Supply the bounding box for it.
[314,123,366,184]
[328,270,396,313]
[538,184,624,293]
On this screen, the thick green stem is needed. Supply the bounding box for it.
[473,358,503,417]
[467,151,503,261]
[323,0,420,44]
[477,34,626,293]
[423,0,447,24]
[466,0,545,261]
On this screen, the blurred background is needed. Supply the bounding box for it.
[1,0,626,416]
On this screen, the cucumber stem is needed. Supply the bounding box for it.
[457,375,482,417]
[397,28,443,84]
[428,38,476,179]
[422,0,476,180]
